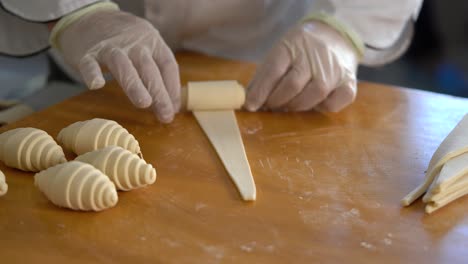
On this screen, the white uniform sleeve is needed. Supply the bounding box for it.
[0,0,104,22]
[145,0,422,65]
[0,0,105,56]
[146,0,314,61]
[325,0,423,66]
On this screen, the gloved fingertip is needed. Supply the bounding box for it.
[89,77,106,90]
[244,89,263,111]
[245,105,257,112]
[128,89,152,108]
[138,97,153,108]
[153,103,175,123]
[158,113,174,124]
[244,100,260,112]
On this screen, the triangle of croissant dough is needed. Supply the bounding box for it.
[193,110,256,201]
[402,114,468,206]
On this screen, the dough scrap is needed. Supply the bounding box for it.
[58,118,141,156]
[75,146,156,191]
[0,170,7,196]
[35,161,118,211]
[187,80,256,201]
[0,128,66,171]
[402,114,468,206]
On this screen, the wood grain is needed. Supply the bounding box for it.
[1,52,468,263]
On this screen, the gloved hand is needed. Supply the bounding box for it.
[245,21,359,113]
[55,8,180,123]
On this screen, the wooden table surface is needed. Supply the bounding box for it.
[1,52,468,263]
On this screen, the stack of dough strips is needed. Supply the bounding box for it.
[402,114,468,213]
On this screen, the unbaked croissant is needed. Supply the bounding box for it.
[0,170,7,196]
[75,146,156,191]
[35,161,118,211]
[0,128,66,171]
[57,118,141,156]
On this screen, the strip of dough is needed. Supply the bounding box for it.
[402,114,468,206]
[422,152,468,213]
[194,110,256,201]
[427,176,468,202]
[0,170,7,196]
[423,152,468,201]
[425,184,468,214]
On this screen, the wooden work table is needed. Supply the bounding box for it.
[1,53,468,263]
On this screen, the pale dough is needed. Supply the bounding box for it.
[75,146,156,191]
[35,161,118,211]
[185,81,245,111]
[426,184,468,213]
[58,118,141,156]
[423,152,468,201]
[0,128,66,172]
[427,176,468,203]
[0,170,7,196]
[422,152,468,213]
[427,171,468,201]
[194,111,256,201]
[187,80,256,201]
[402,114,468,206]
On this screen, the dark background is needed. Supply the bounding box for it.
[359,1,468,98]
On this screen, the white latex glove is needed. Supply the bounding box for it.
[245,21,359,112]
[56,9,180,123]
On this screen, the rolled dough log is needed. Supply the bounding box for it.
[58,118,141,156]
[35,161,118,211]
[0,128,66,172]
[75,146,156,191]
[402,114,468,206]
[184,80,245,111]
[187,80,256,201]
[0,170,7,196]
